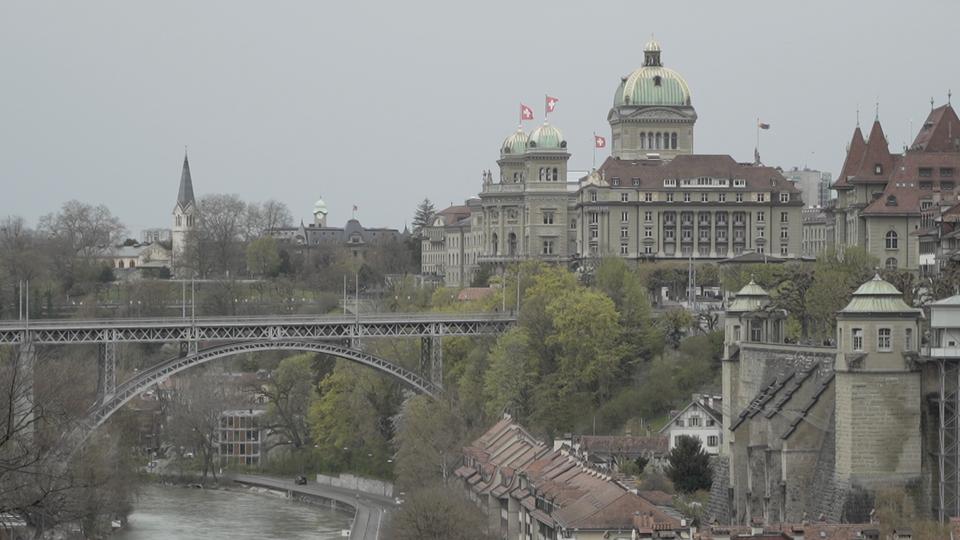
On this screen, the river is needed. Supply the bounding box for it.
[115,484,353,539]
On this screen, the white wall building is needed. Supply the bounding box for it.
[659,394,723,455]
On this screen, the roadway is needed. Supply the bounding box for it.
[0,312,515,344]
[231,473,393,540]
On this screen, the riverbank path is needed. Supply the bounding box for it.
[231,473,393,540]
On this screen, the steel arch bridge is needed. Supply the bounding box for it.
[92,340,441,430]
[0,312,514,441]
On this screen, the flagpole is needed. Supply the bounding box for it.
[592,132,597,169]
[756,116,759,157]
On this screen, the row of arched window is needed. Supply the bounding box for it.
[539,167,560,181]
[637,131,678,150]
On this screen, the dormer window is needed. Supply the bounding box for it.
[886,195,897,206]
[653,75,662,87]
[874,163,883,175]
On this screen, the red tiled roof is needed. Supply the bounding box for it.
[435,205,472,226]
[457,287,495,302]
[832,126,866,190]
[463,416,686,532]
[577,435,668,455]
[911,104,960,152]
[637,490,673,507]
[849,120,895,184]
[589,154,801,194]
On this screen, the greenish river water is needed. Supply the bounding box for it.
[115,484,352,539]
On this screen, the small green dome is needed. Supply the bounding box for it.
[839,274,920,315]
[501,127,528,156]
[528,123,566,150]
[727,279,771,313]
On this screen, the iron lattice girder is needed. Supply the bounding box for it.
[90,340,441,431]
[0,314,514,345]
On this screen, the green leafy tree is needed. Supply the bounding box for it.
[307,364,400,477]
[660,308,695,349]
[259,354,316,451]
[594,258,665,361]
[665,435,713,493]
[806,247,876,338]
[483,328,539,421]
[246,236,282,277]
[546,288,623,401]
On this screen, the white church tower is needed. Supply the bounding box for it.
[171,151,197,275]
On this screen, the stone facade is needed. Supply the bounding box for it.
[420,200,483,287]
[828,103,960,271]
[717,275,927,525]
[801,208,830,258]
[576,156,803,260]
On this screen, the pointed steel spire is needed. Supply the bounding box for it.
[176,150,196,210]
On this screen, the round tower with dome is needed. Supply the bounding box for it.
[608,38,697,160]
[313,197,328,227]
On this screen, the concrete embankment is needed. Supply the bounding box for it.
[231,473,394,540]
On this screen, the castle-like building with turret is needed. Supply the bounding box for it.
[709,271,960,524]
[423,40,804,286]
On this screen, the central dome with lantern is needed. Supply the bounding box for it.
[607,37,698,161]
[614,38,692,107]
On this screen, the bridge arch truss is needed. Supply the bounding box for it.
[92,340,441,430]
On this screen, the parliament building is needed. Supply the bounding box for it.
[423,39,803,286]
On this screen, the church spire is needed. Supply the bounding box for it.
[176,150,196,210]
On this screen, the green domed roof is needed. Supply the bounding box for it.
[839,274,920,315]
[528,123,565,150]
[727,279,771,313]
[618,66,691,107]
[501,127,528,156]
[615,41,692,108]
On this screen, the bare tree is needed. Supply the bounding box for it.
[197,194,247,276]
[244,200,293,240]
[165,371,234,483]
[0,348,135,537]
[37,200,125,258]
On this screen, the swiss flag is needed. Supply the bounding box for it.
[521,104,534,121]
[546,95,559,113]
[594,135,607,149]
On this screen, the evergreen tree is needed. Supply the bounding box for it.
[412,198,436,236]
[665,435,713,493]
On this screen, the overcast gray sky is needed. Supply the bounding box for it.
[2,0,958,234]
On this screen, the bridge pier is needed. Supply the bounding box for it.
[420,336,442,388]
[14,337,36,436]
[97,341,117,402]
